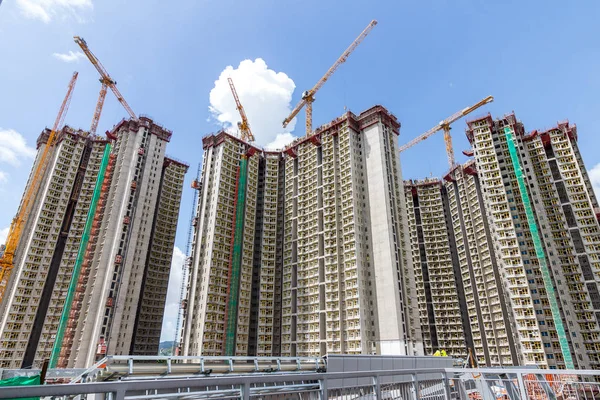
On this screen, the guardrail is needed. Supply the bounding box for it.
[0,368,448,400]
[1,366,599,399]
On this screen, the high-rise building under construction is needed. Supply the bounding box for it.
[405,166,518,367]
[181,106,423,357]
[0,117,187,369]
[404,113,600,369]
[465,114,600,369]
[404,179,470,359]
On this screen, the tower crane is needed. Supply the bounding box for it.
[227,77,255,142]
[74,36,137,134]
[398,96,494,168]
[282,20,377,136]
[0,72,79,302]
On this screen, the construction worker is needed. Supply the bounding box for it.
[433,349,448,357]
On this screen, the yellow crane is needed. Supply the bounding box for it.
[227,77,255,142]
[282,20,377,136]
[74,36,137,133]
[398,96,494,168]
[0,72,79,302]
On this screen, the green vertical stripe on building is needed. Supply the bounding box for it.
[503,126,574,369]
[225,156,248,355]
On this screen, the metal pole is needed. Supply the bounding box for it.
[373,375,381,399]
[412,373,419,400]
[242,382,250,400]
[442,371,452,400]
[516,372,528,400]
[320,377,328,400]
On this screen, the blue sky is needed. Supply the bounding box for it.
[1,0,600,341]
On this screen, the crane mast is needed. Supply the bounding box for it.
[227,77,255,142]
[398,96,494,167]
[74,36,137,130]
[0,72,79,302]
[282,20,377,136]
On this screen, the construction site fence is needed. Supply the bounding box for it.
[1,366,600,399]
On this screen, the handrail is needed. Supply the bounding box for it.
[0,368,447,400]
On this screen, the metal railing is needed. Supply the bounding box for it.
[0,368,448,400]
[1,366,600,399]
[447,367,600,400]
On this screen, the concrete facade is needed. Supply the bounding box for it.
[0,118,187,369]
[182,106,423,358]
[404,179,468,358]
[401,113,600,369]
[71,117,187,368]
[466,114,600,369]
[443,162,518,366]
[0,127,108,368]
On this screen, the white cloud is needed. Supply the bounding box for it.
[0,227,8,246]
[52,51,85,63]
[160,246,186,342]
[16,0,93,23]
[0,129,36,167]
[0,171,7,184]
[589,163,600,200]
[266,132,296,150]
[209,58,299,148]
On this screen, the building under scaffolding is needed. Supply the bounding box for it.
[0,117,188,369]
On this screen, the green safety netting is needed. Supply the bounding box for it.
[0,375,41,400]
[225,157,248,355]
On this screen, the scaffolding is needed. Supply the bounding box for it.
[48,143,111,366]
[503,125,575,369]
[49,144,113,368]
[174,163,202,355]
